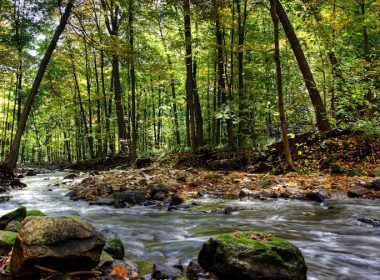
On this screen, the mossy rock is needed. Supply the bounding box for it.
[198,231,307,280]
[0,206,27,230]
[101,229,125,260]
[26,210,46,217]
[0,230,17,256]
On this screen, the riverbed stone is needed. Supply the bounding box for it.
[90,198,115,206]
[306,192,325,203]
[0,230,17,256]
[0,206,27,230]
[114,190,147,208]
[102,229,125,259]
[152,263,183,279]
[198,231,307,280]
[169,194,185,206]
[347,186,371,198]
[10,216,106,277]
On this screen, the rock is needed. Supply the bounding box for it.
[5,220,21,232]
[247,162,272,173]
[370,179,380,191]
[164,258,184,272]
[358,217,380,227]
[90,199,115,206]
[25,170,37,176]
[239,188,253,197]
[152,263,182,280]
[152,191,167,201]
[98,250,115,270]
[0,206,27,230]
[102,229,125,259]
[0,230,17,256]
[9,178,27,188]
[170,194,185,206]
[347,186,371,198]
[198,232,307,280]
[10,216,106,277]
[114,191,147,208]
[223,207,238,215]
[135,157,152,169]
[186,259,203,280]
[64,173,78,180]
[306,192,325,203]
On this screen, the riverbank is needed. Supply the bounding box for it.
[1,171,380,279]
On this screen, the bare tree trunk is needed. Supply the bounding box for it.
[5,0,74,169]
[275,0,331,132]
[129,0,137,159]
[270,0,295,169]
[183,0,198,152]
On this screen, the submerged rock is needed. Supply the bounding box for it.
[198,231,307,280]
[10,216,105,277]
[90,198,115,206]
[0,206,26,230]
[358,217,380,227]
[169,194,185,206]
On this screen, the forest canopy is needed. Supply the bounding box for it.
[0,0,379,165]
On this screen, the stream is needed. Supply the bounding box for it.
[1,172,380,280]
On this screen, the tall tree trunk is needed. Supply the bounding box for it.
[183,0,198,152]
[214,0,235,149]
[5,0,74,169]
[193,60,203,147]
[275,0,331,132]
[237,0,247,147]
[270,0,295,169]
[71,52,94,159]
[129,0,137,159]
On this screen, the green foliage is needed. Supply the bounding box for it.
[352,120,380,140]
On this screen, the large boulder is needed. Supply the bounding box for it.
[198,231,307,280]
[10,216,106,277]
[0,230,17,256]
[0,206,27,230]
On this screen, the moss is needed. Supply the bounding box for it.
[107,237,123,250]
[0,230,17,245]
[216,231,300,257]
[26,210,46,217]
[0,206,27,222]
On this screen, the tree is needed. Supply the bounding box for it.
[275,0,331,132]
[4,0,75,169]
[270,0,295,169]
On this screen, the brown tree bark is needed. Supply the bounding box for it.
[270,0,295,169]
[275,0,331,132]
[5,0,75,169]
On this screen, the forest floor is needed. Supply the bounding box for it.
[65,129,380,204]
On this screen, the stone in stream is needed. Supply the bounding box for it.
[10,216,106,277]
[198,231,307,280]
[347,186,371,198]
[102,229,125,259]
[358,217,380,227]
[90,198,115,206]
[0,230,17,256]
[0,206,27,230]
[306,191,325,203]
[152,263,183,279]
[169,194,185,206]
[63,173,78,180]
[239,188,253,197]
[114,190,147,208]
[370,179,380,191]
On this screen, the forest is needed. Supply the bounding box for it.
[0,0,380,280]
[0,0,378,167]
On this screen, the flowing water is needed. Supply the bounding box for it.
[1,172,380,280]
